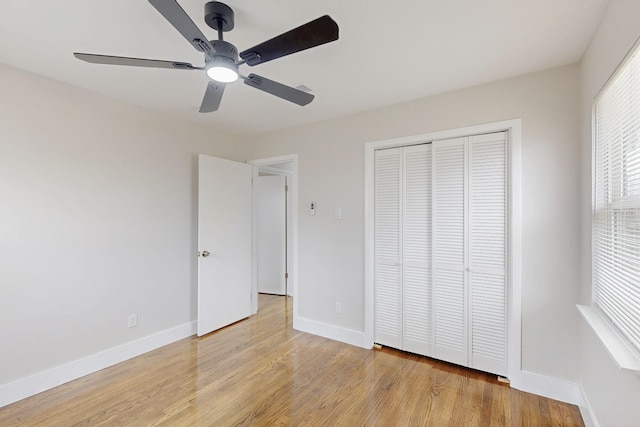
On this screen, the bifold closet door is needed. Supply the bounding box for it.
[468,132,507,377]
[374,134,507,377]
[402,145,432,355]
[432,137,468,367]
[432,132,508,376]
[374,145,432,352]
[374,148,402,348]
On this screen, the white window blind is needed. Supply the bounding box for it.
[593,42,640,353]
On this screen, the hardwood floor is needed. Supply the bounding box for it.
[0,294,584,426]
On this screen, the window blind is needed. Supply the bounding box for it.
[593,42,640,353]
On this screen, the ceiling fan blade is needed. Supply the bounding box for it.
[148,0,215,55]
[200,81,225,112]
[239,15,339,66]
[74,53,200,70]
[244,74,314,106]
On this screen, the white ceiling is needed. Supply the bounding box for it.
[0,0,607,136]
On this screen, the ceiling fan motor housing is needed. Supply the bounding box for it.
[204,1,235,32]
[209,40,238,62]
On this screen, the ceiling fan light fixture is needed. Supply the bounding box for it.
[74,1,339,112]
[206,58,238,83]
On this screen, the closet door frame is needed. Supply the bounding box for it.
[364,119,522,381]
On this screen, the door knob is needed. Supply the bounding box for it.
[201,250,211,257]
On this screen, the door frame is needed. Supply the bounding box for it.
[248,154,298,317]
[364,119,522,381]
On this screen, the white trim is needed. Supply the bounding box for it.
[579,384,601,427]
[593,36,640,102]
[0,321,196,408]
[363,119,522,380]
[254,164,293,175]
[248,154,298,167]
[577,305,640,374]
[509,370,582,405]
[508,120,523,382]
[251,164,260,314]
[363,145,375,347]
[248,155,298,318]
[294,316,370,349]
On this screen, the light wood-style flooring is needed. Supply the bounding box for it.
[0,294,584,426]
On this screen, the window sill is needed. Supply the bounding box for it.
[577,305,640,375]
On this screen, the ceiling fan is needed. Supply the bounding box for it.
[74,0,339,112]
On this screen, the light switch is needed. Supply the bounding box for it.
[335,208,342,219]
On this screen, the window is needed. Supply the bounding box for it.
[593,40,640,353]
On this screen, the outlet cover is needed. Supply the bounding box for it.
[128,313,138,328]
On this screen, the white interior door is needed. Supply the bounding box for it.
[198,154,252,337]
[256,175,286,295]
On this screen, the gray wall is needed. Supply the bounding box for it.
[246,64,582,381]
[0,63,247,384]
[579,0,640,425]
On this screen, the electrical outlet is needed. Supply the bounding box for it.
[335,302,342,314]
[128,313,138,328]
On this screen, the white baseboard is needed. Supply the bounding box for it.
[0,321,196,408]
[294,316,370,349]
[510,370,581,405]
[578,385,600,427]
[3,314,588,425]
[294,318,587,409]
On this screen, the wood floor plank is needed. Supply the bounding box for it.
[0,294,584,426]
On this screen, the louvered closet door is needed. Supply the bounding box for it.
[432,137,468,367]
[469,132,508,376]
[374,148,402,348]
[402,145,432,355]
[374,134,508,377]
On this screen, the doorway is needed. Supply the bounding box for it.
[256,173,287,296]
[249,155,298,318]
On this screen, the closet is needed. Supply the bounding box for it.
[374,132,508,377]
